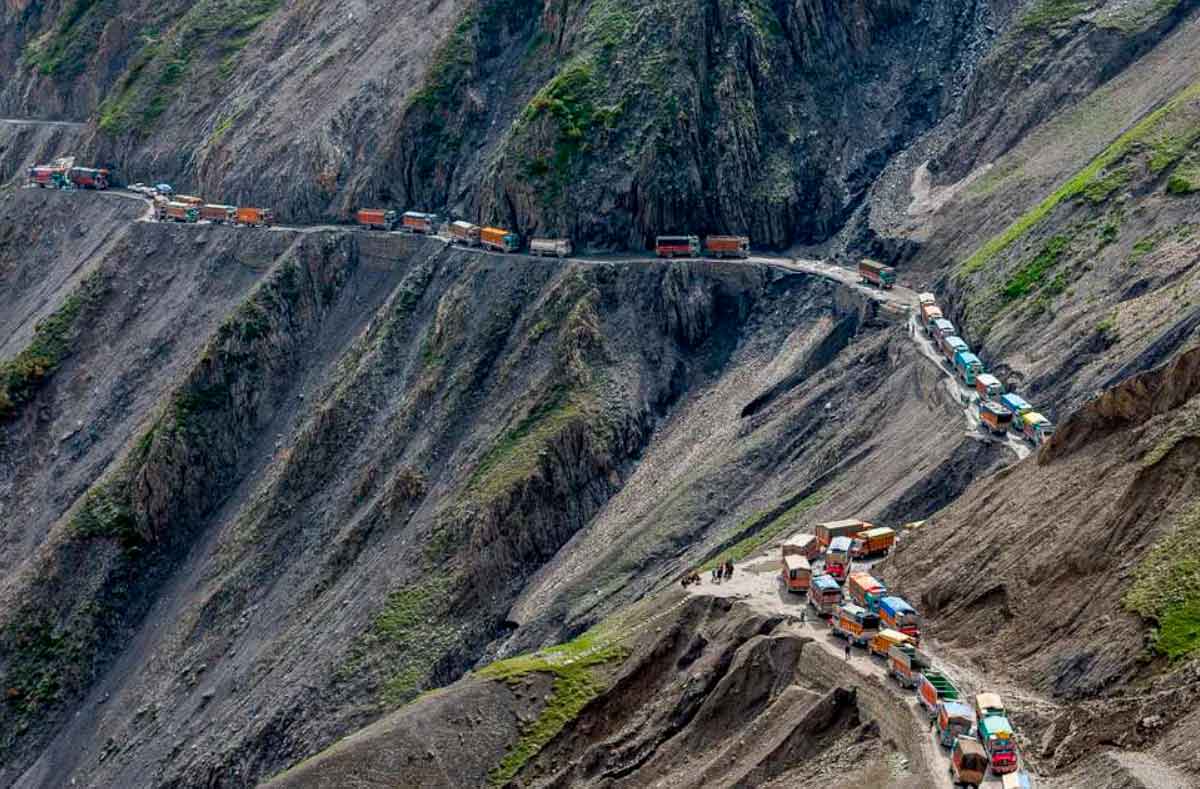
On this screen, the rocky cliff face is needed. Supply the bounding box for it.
[2,0,1000,246]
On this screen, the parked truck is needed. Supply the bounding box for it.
[977,715,1019,774]
[825,536,853,582]
[28,165,67,188]
[980,401,1014,435]
[808,574,842,617]
[200,204,236,224]
[530,238,573,258]
[941,335,969,362]
[919,304,943,331]
[356,208,397,230]
[954,350,985,386]
[481,226,520,253]
[878,596,921,643]
[236,207,274,227]
[936,701,977,748]
[402,211,440,234]
[814,519,868,548]
[847,572,887,611]
[869,628,912,658]
[950,737,990,788]
[1021,412,1055,445]
[999,394,1032,431]
[975,373,1004,399]
[917,670,961,716]
[655,235,700,258]
[159,202,199,223]
[448,220,481,246]
[68,166,110,189]
[833,603,880,646]
[781,553,812,594]
[858,259,896,289]
[888,643,931,687]
[931,318,957,343]
[917,292,937,306]
[852,526,895,559]
[782,532,821,561]
[973,692,1006,721]
[705,235,750,259]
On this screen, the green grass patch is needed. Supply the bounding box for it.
[959,80,1200,277]
[1001,235,1070,300]
[480,627,628,785]
[467,385,596,503]
[0,271,107,420]
[701,490,829,571]
[1095,311,1119,341]
[1017,0,1089,30]
[1081,165,1131,203]
[1125,501,1200,659]
[22,0,118,79]
[339,575,459,707]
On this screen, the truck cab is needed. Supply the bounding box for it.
[833,603,880,646]
[950,736,989,788]
[975,373,1004,399]
[942,335,969,361]
[1021,412,1054,445]
[878,596,921,643]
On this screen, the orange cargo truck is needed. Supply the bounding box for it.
[852,526,896,559]
[704,235,749,259]
[402,211,439,234]
[781,553,811,594]
[480,226,520,253]
[815,519,869,549]
[200,204,235,224]
[449,220,481,246]
[357,209,398,230]
[236,207,274,227]
[160,202,199,223]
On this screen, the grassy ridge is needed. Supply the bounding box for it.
[959,80,1200,277]
[1125,502,1200,659]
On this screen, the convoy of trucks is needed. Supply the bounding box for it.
[28,164,110,189]
[920,294,1056,447]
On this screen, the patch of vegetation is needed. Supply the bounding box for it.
[1125,501,1200,659]
[480,627,628,785]
[1081,165,1131,203]
[959,80,1200,277]
[701,490,829,571]
[70,484,144,547]
[1001,235,1070,301]
[1130,231,1163,263]
[97,0,281,135]
[467,384,594,503]
[583,0,637,52]
[1097,0,1182,34]
[519,58,623,183]
[1100,220,1119,245]
[0,271,107,420]
[22,0,118,79]
[1095,311,1119,341]
[1166,156,1200,195]
[339,575,459,707]
[1017,0,1089,30]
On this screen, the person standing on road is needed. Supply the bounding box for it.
[844,643,851,660]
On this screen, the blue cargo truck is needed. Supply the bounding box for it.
[954,351,985,386]
[999,394,1033,434]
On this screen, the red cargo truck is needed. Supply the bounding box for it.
[402,211,439,234]
[67,167,110,189]
[655,236,700,258]
[704,235,749,259]
[28,165,67,187]
[357,208,397,230]
[235,207,274,227]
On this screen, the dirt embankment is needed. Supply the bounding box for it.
[265,594,930,789]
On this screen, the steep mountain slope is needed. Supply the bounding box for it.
[2,0,1002,244]
[0,188,1002,788]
